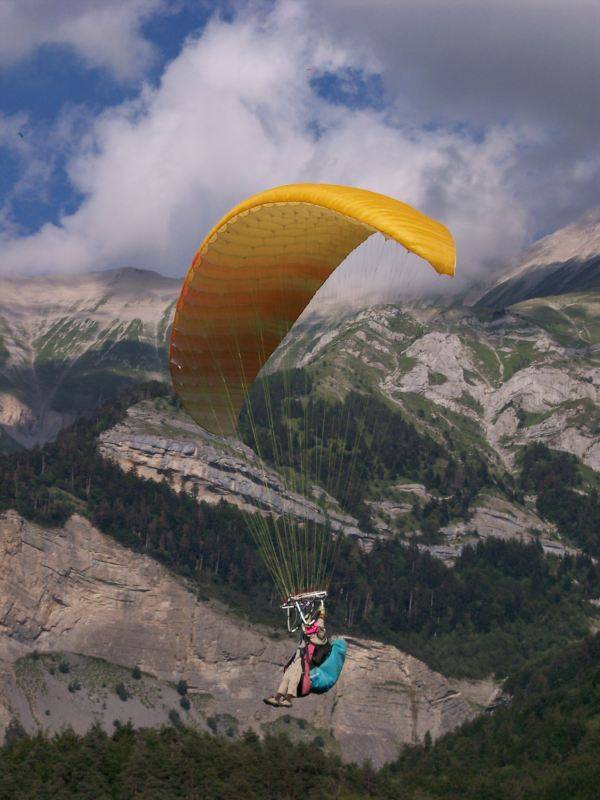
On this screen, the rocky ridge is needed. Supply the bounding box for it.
[100,399,582,564]
[286,299,599,472]
[97,290,598,559]
[0,511,493,765]
[99,402,364,540]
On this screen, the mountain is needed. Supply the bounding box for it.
[3,390,597,763]
[0,216,598,771]
[99,293,598,564]
[478,210,600,307]
[3,634,598,798]
[0,268,178,448]
[1,211,598,453]
[0,509,489,766]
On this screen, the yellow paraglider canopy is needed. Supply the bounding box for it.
[170,183,455,436]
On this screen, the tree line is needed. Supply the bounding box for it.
[519,442,600,556]
[0,384,598,679]
[2,633,599,799]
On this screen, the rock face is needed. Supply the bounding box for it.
[99,403,365,540]
[275,297,599,475]
[0,511,491,765]
[427,493,577,564]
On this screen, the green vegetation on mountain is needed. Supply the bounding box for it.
[2,633,599,799]
[37,334,168,416]
[239,368,503,531]
[337,536,598,678]
[1,385,598,679]
[376,632,600,799]
[0,269,178,452]
[512,290,600,347]
[519,443,600,556]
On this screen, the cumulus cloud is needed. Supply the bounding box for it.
[0,0,594,291]
[0,0,167,81]
[310,0,599,131]
[309,0,600,231]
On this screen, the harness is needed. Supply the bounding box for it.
[298,622,331,696]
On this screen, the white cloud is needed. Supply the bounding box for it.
[308,0,600,232]
[0,1,567,289]
[0,0,167,81]
[0,110,59,236]
[309,0,600,136]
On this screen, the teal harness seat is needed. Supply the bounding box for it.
[309,639,347,694]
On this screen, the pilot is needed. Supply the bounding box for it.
[264,606,328,707]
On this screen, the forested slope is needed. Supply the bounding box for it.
[2,634,599,799]
[1,384,598,679]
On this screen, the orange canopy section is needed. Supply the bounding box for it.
[169,183,456,436]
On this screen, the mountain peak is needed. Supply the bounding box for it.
[517,208,600,273]
[0,266,180,292]
[90,267,181,292]
[478,209,600,307]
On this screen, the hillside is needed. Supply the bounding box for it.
[0,268,178,448]
[2,633,599,799]
[0,509,485,766]
[1,386,598,689]
[272,296,599,472]
[0,215,598,777]
[99,292,599,562]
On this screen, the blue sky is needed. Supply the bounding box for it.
[0,1,214,236]
[0,0,598,284]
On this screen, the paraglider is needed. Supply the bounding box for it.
[170,183,455,697]
[264,601,330,707]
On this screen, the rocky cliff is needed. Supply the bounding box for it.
[99,400,365,540]
[0,510,495,765]
[284,299,599,472]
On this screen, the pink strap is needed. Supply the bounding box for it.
[304,623,319,636]
[300,643,315,696]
